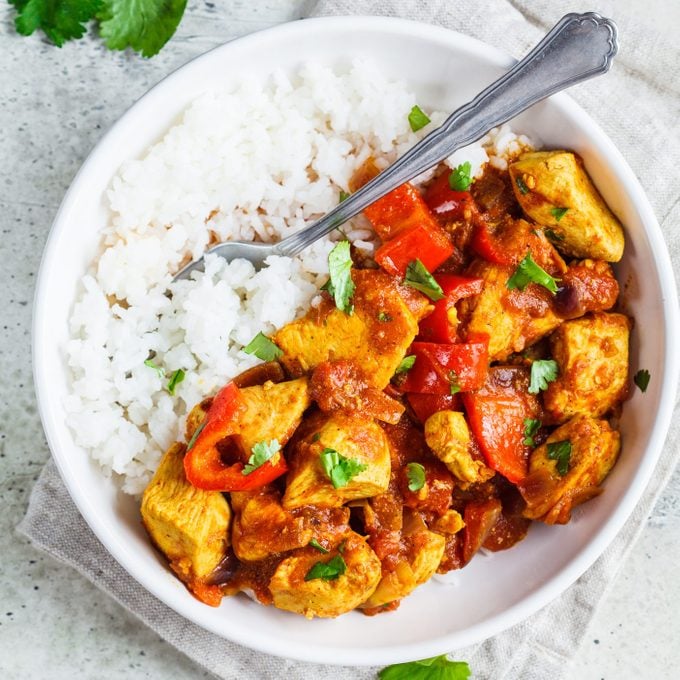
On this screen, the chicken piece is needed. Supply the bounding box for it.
[283,411,391,509]
[460,259,563,361]
[431,509,465,535]
[544,312,631,423]
[519,415,621,524]
[273,269,419,389]
[509,150,625,262]
[269,531,382,618]
[424,410,494,485]
[141,443,231,603]
[361,511,445,608]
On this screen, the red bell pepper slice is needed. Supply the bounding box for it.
[417,274,484,343]
[461,499,502,565]
[423,171,478,224]
[470,216,514,265]
[400,339,489,395]
[183,381,288,491]
[375,223,454,277]
[461,366,542,483]
[407,392,461,424]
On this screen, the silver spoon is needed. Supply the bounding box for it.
[174,12,618,280]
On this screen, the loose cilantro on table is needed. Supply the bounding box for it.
[242,439,280,476]
[166,368,185,395]
[378,655,471,680]
[506,253,559,294]
[406,462,426,492]
[528,359,558,394]
[550,206,569,222]
[324,240,355,314]
[404,259,445,301]
[522,418,541,446]
[634,369,650,392]
[408,105,431,132]
[319,448,367,489]
[394,355,416,375]
[308,539,329,554]
[243,332,283,362]
[547,439,572,476]
[304,554,347,582]
[449,161,472,191]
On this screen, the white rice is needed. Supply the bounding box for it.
[65,60,533,494]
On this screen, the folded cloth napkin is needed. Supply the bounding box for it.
[18,1,680,678]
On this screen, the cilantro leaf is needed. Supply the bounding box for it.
[506,253,559,294]
[394,355,416,375]
[243,332,283,362]
[634,369,650,392]
[543,228,565,242]
[550,206,569,222]
[515,175,530,195]
[319,448,367,488]
[523,418,541,446]
[186,420,205,451]
[547,439,572,476]
[304,554,347,582]
[11,0,102,47]
[97,0,187,58]
[406,462,426,492]
[326,240,355,313]
[529,359,558,394]
[449,162,472,191]
[377,311,392,322]
[449,370,461,395]
[339,190,350,203]
[308,539,329,554]
[166,368,185,395]
[404,260,445,301]
[378,656,471,680]
[144,358,165,378]
[242,439,280,476]
[408,105,431,132]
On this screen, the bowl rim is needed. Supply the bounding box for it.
[32,14,680,666]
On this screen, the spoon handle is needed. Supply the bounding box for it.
[276,11,618,258]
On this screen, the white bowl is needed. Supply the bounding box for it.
[33,16,680,667]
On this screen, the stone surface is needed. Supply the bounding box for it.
[0,1,678,678]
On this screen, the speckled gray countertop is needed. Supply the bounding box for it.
[1,1,679,678]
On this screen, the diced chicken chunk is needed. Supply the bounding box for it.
[424,410,494,484]
[509,150,625,262]
[282,412,391,509]
[544,312,631,423]
[141,443,230,597]
[269,531,381,618]
[273,269,419,389]
[519,415,621,524]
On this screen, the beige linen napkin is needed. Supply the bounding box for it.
[19,1,680,678]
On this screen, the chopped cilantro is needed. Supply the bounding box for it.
[325,240,355,314]
[449,161,472,191]
[166,368,185,395]
[406,462,426,492]
[242,439,280,476]
[319,448,367,488]
[408,105,431,132]
[515,175,530,195]
[529,359,559,394]
[634,369,650,392]
[550,206,569,221]
[377,311,392,322]
[304,554,347,582]
[506,253,559,294]
[308,539,329,554]
[243,332,283,362]
[394,355,416,375]
[378,656,471,680]
[186,420,205,451]
[404,259,445,301]
[547,440,572,476]
[544,228,565,242]
[144,358,165,378]
[339,189,350,203]
[523,418,541,446]
[449,370,461,395]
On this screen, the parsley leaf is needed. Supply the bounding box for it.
[529,359,558,394]
[378,656,471,680]
[634,369,650,392]
[515,175,530,195]
[404,259,445,301]
[144,358,165,378]
[394,355,416,375]
[339,190,350,203]
[550,206,569,222]
[523,418,541,446]
[308,539,329,554]
[166,368,185,395]
[243,332,283,362]
[325,240,355,314]
[97,0,187,58]
[11,0,102,47]
[547,440,572,476]
[319,448,367,488]
[304,554,347,581]
[408,105,431,132]
[406,462,426,492]
[506,253,559,294]
[242,439,280,476]
[449,162,472,191]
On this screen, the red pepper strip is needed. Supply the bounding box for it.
[461,499,502,566]
[183,381,288,491]
[407,392,461,424]
[364,182,440,242]
[423,171,477,224]
[470,216,514,265]
[417,274,484,343]
[461,366,542,484]
[400,339,489,395]
[375,223,454,277]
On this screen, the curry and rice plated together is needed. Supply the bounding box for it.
[66,63,630,619]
